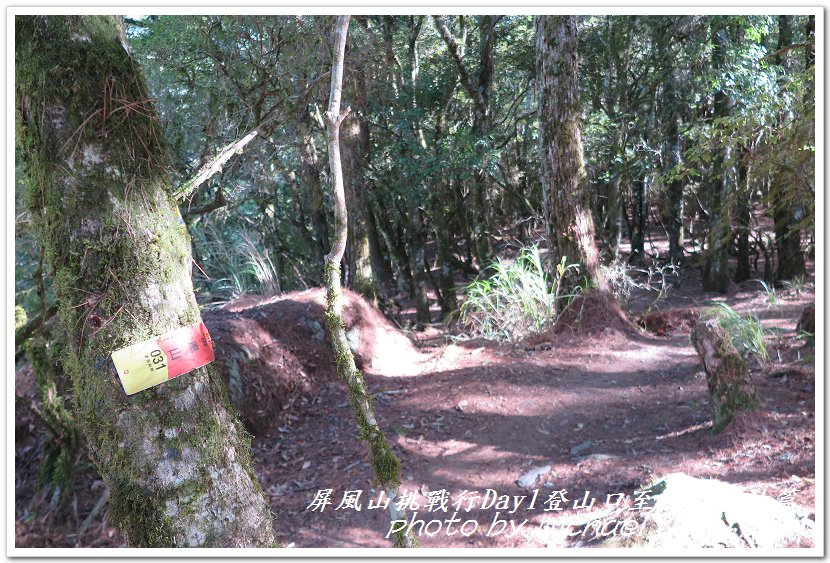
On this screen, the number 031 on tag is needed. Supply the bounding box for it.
[111,321,215,395]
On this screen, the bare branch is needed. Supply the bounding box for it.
[173,129,258,200]
[432,15,485,111]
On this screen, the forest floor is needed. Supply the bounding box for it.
[14,262,816,549]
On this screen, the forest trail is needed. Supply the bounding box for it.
[14,274,815,549]
[248,277,815,548]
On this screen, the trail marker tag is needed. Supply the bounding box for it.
[111,321,215,395]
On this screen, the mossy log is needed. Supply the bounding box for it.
[691,318,760,433]
[16,16,274,547]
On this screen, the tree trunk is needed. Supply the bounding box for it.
[432,110,458,317]
[365,202,394,292]
[406,209,432,328]
[630,179,647,265]
[702,25,735,293]
[16,15,275,547]
[537,15,609,294]
[320,16,416,547]
[340,72,376,300]
[296,111,330,267]
[433,15,493,267]
[470,15,496,266]
[734,157,752,282]
[663,72,685,265]
[772,15,806,282]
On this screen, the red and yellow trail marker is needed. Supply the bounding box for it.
[111,321,215,395]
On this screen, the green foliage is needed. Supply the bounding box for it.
[15,305,28,331]
[753,279,779,307]
[781,274,812,297]
[701,302,768,362]
[459,246,580,342]
[26,335,81,505]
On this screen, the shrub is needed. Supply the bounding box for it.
[458,246,580,342]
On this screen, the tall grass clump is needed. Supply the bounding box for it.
[458,245,580,342]
[700,302,768,362]
[191,225,280,305]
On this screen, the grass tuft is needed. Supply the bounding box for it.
[458,246,580,342]
[701,302,768,362]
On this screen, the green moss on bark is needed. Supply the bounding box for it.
[16,15,274,547]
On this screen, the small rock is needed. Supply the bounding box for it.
[575,453,617,464]
[570,440,593,456]
[517,465,551,489]
[455,400,469,413]
[463,429,473,439]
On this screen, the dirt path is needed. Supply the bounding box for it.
[14,276,815,548]
[255,282,816,548]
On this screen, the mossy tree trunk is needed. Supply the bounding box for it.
[702,24,736,293]
[537,15,609,294]
[322,15,416,548]
[16,15,275,547]
[341,70,377,302]
[691,318,760,433]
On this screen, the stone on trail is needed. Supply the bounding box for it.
[517,465,552,489]
[570,440,592,456]
[641,473,814,548]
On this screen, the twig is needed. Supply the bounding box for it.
[77,487,109,542]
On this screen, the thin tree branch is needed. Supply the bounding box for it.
[432,16,486,111]
[173,129,258,201]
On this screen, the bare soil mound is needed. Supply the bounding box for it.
[204,287,425,434]
[639,307,700,336]
[553,291,635,336]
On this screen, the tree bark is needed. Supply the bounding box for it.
[702,25,736,293]
[320,15,417,548]
[772,15,806,281]
[537,15,609,294]
[340,71,376,301]
[16,15,275,547]
[296,110,330,267]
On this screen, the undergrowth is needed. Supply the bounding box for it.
[458,246,581,342]
[191,225,280,304]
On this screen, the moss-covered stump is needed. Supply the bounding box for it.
[691,318,760,433]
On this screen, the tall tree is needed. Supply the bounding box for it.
[434,15,495,267]
[321,16,417,548]
[537,15,609,294]
[16,15,275,546]
[771,15,807,281]
[702,21,737,293]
